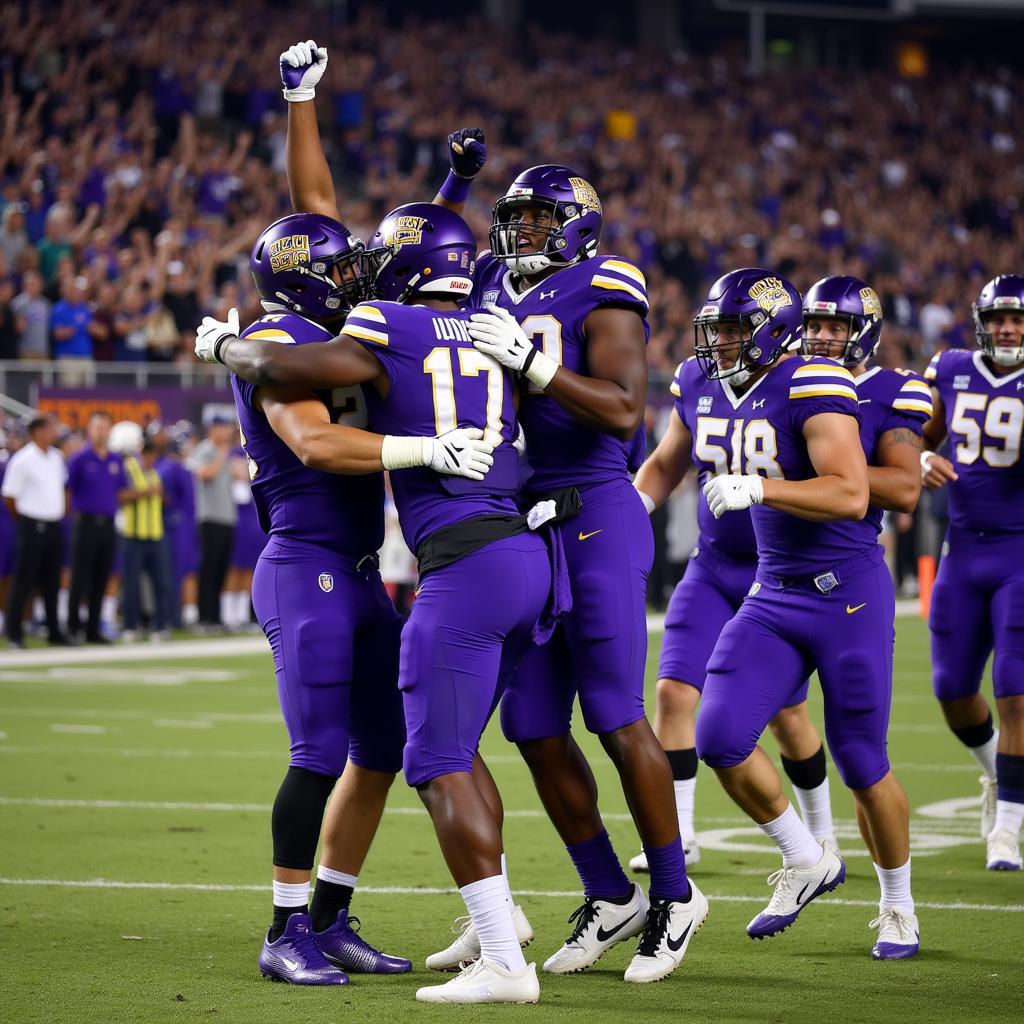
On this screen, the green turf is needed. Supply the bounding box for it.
[1,618,1021,1023]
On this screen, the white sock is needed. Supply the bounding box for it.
[233,591,251,625]
[874,858,914,914]
[220,592,235,626]
[101,595,117,626]
[674,778,697,841]
[317,865,358,889]
[182,602,199,626]
[759,804,822,868]
[58,589,69,625]
[969,732,999,781]
[792,779,835,842]
[500,852,514,907]
[994,799,1024,837]
[33,597,43,622]
[460,875,526,973]
[272,879,310,909]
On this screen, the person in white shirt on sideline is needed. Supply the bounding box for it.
[2,416,74,648]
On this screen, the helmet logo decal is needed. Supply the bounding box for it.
[568,177,602,214]
[859,287,882,316]
[748,277,792,316]
[268,235,311,273]
[385,216,428,249]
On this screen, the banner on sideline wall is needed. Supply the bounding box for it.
[37,386,234,431]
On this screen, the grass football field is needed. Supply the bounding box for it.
[1,617,1021,1024]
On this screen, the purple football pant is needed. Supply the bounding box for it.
[697,547,894,791]
[501,479,653,742]
[401,533,552,788]
[659,544,810,708]
[252,536,405,779]
[930,525,1024,701]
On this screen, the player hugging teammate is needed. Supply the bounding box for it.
[191,34,1023,1006]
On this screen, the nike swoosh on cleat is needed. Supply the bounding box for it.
[578,529,603,541]
[846,603,867,614]
[795,883,810,905]
[666,920,693,953]
[595,912,638,942]
[281,957,300,972]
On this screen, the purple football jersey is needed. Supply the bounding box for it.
[671,356,757,561]
[852,366,933,534]
[341,301,520,552]
[924,349,1024,532]
[231,312,384,557]
[740,356,873,576]
[473,252,649,495]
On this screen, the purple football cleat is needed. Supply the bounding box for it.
[258,913,350,985]
[870,910,920,961]
[747,846,846,939]
[314,910,412,974]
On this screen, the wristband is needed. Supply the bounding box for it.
[213,334,237,365]
[522,348,558,390]
[749,474,765,505]
[282,86,316,103]
[439,170,472,204]
[635,489,656,515]
[381,435,428,470]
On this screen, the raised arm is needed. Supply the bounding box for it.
[279,40,340,219]
[432,128,488,216]
[633,408,693,511]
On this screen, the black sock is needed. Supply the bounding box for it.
[310,878,355,932]
[269,903,307,943]
[665,747,698,781]
[781,745,827,790]
[952,712,995,750]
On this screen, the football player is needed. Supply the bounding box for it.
[199,203,567,1005]
[921,274,1024,872]
[693,268,924,960]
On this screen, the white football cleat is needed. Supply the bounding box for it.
[820,836,842,859]
[629,838,700,874]
[425,905,533,972]
[986,827,1022,871]
[542,883,648,974]
[979,776,997,840]
[415,958,539,1004]
[746,845,846,939]
[624,880,709,983]
[870,909,920,960]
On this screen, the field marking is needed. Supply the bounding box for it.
[0,667,242,687]
[49,724,108,735]
[0,707,281,723]
[0,637,269,668]
[0,877,1017,914]
[152,719,214,730]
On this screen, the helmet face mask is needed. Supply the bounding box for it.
[693,269,803,385]
[800,276,882,368]
[489,165,602,276]
[250,214,373,322]
[973,275,1024,368]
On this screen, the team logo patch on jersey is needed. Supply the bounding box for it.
[482,290,499,306]
[268,235,311,273]
[953,375,971,390]
[747,581,761,597]
[749,277,792,316]
[697,396,713,414]
[385,216,428,249]
[318,573,334,593]
[568,177,602,214]
[859,287,882,316]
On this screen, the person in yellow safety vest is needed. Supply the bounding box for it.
[120,438,170,642]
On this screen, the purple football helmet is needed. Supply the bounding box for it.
[801,275,883,367]
[367,203,476,304]
[489,164,602,276]
[973,274,1024,367]
[694,268,802,385]
[250,213,371,321]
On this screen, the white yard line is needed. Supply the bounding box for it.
[0,876,1016,913]
[49,724,108,735]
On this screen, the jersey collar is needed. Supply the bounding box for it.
[973,349,1024,388]
[718,367,772,410]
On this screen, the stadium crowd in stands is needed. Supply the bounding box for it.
[0,0,1020,374]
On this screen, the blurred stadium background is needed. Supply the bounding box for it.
[0,0,1022,633]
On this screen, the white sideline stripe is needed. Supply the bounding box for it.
[49,724,108,735]
[0,600,923,669]
[0,877,1018,913]
[0,708,281,723]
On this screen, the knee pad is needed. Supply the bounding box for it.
[695,692,754,769]
[271,766,337,870]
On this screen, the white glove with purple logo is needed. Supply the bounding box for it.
[280,39,328,102]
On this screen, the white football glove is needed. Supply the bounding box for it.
[381,427,495,481]
[279,39,328,102]
[195,308,240,363]
[703,474,765,519]
[468,305,559,390]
